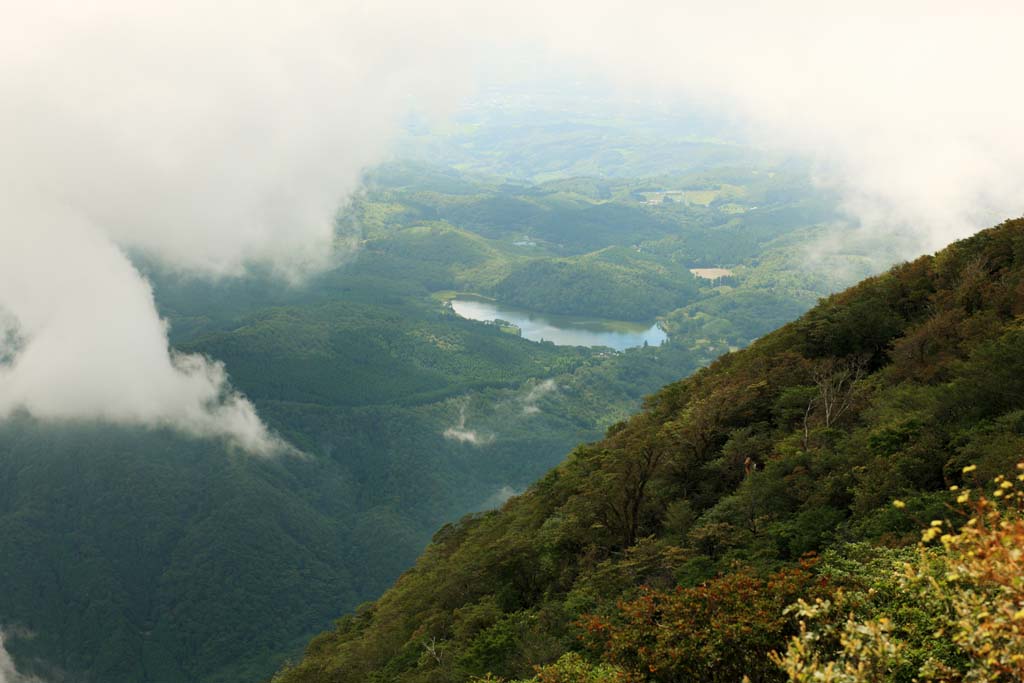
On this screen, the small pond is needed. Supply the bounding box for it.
[449,296,667,351]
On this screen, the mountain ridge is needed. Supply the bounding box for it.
[272,217,1024,683]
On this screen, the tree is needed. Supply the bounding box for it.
[773,463,1024,682]
[580,565,818,683]
[801,357,865,447]
[593,439,669,549]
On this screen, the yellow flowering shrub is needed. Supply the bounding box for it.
[773,461,1024,682]
[909,464,1024,681]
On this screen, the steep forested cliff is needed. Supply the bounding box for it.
[274,219,1024,683]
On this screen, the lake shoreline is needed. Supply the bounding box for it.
[444,294,668,351]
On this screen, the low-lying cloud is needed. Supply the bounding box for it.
[442,427,495,446]
[480,485,519,510]
[0,1,483,451]
[531,1,1024,255]
[3,2,1022,450]
[0,631,41,683]
[443,401,495,447]
[521,379,557,416]
[0,217,283,453]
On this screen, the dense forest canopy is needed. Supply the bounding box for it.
[0,159,863,682]
[5,7,1023,683]
[273,218,1024,683]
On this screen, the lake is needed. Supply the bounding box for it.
[449,296,667,351]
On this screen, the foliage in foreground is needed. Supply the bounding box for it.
[776,465,1024,682]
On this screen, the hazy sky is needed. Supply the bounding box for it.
[1,1,1022,451]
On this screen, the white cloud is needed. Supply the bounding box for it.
[442,427,495,446]
[3,1,1022,450]
[442,400,494,446]
[521,379,557,416]
[528,1,1024,255]
[0,631,42,683]
[0,215,284,453]
[2,1,482,276]
[480,485,519,510]
[0,1,484,451]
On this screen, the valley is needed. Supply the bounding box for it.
[274,217,1024,683]
[0,154,865,682]
[4,9,1020,683]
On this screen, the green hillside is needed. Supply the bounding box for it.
[0,423,361,683]
[0,162,860,682]
[273,218,1024,683]
[493,248,701,321]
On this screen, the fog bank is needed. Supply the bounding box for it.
[2,1,1021,449]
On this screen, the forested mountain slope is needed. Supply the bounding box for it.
[0,162,859,683]
[0,424,363,683]
[274,218,1024,682]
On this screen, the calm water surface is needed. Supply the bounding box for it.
[450,297,667,351]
